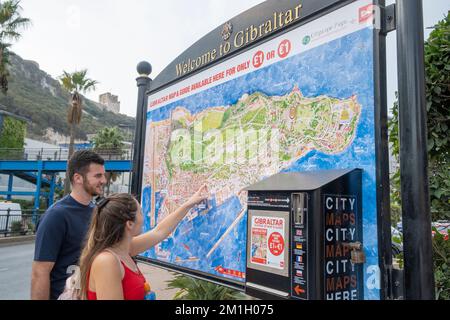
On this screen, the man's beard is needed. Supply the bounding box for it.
[83,178,102,197]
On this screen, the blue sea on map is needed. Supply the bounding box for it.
[141,27,378,299]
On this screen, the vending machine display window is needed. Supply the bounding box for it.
[245,169,364,300]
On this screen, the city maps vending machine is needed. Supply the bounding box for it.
[245,169,365,300]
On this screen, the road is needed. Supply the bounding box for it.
[0,242,34,300]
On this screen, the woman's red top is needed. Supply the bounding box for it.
[87,254,146,300]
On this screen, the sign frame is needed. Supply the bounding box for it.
[135,0,391,299]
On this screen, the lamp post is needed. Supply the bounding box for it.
[396,0,435,300]
[131,61,152,201]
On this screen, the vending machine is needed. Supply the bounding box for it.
[245,169,365,300]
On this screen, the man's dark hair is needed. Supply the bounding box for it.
[68,150,105,183]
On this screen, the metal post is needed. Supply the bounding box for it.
[5,208,10,237]
[7,174,13,201]
[396,0,435,300]
[33,161,43,224]
[374,0,394,300]
[48,174,56,207]
[131,61,152,201]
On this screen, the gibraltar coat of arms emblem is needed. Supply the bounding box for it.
[221,22,233,41]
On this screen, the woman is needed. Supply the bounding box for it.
[78,184,208,300]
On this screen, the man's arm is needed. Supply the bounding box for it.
[31,261,54,300]
[32,208,65,300]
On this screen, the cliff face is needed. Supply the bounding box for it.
[0,53,135,142]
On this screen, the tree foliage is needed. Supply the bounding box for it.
[389,13,450,221]
[389,12,450,300]
[432,227,450,300]
[59,69,98,125]
[59,69,99,194]
[0,114,25,149]
[93,126,125,195]
[424,14,450,162]
[92,126,124,151]
[0,0,30,93]
[0,114,25,160]
[166,274,245,300]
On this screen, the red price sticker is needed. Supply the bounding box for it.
[252,50,265,68]
[278,40,292,59]
[359,4,374,23]
[268,232,285,256]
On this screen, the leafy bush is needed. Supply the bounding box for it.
[0,115,26,148]
[167,274,246,300]
[27,221,35,233]
[392,233,404,269]
[10,220,23,235]
[388,12,450,300]
[432,227,450,300]
[389,14,450,222]
[392,229,449,299]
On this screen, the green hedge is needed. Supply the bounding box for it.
[0,115,26,162]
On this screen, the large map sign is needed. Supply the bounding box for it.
[140,0,380,299]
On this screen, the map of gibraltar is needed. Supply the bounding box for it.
[141,27,377,284]
[146,88,360,229]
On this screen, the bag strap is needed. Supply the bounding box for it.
[104,249,122,264]
[67,267,81,290]
[104,249,125,277]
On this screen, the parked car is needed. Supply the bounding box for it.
[432,220,450,241]
[391,220,449,255]
[391,226,403,256]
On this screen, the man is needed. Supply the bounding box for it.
[31,150,106,300]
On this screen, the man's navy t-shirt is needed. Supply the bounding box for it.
[34,195,94,300]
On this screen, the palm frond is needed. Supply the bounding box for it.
[59,71,75,92]
[0,1,30,27]
[83,79,98,92]
[0,0,29,94]
[2,17,30,41]
[0,2,16,24]
[62,69,98,93]
[0,30,20,41]
[166,274,245,300]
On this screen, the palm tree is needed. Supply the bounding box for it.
[59,69,98,194]
[0,0,31,94]
[92,127,125,195]
[93,127,125,153]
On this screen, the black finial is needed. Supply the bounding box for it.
[137,61,152,76]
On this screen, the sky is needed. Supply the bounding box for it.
[12,0,450,118]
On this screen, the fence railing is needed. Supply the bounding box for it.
[0,209,43,238]
[0,148,133,161]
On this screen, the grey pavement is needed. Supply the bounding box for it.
[0,242,35,300]
[0,241,178,300]
[138,263,178,300]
